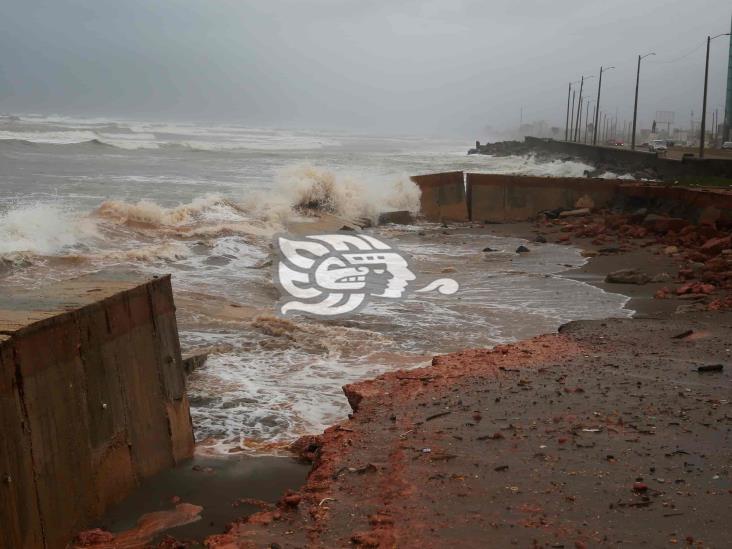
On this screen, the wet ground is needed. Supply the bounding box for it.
[210,313,731,548]
[92,455,308,546]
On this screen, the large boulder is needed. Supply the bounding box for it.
[377,211,415,225]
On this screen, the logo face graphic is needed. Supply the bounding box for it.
[273,233,459,317]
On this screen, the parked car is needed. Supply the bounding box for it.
[649,140,668,152]
[723,141,732,149]
[606,139,624,147]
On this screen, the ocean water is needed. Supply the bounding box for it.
[0,114,630,454]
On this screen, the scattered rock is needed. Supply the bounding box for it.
[697,364,724,373]
[482,247,497,252]
[663,246,679,255]
[598,246,621,254]
[559,208,591,218]
[605,269,650,285]
[654,287,672,299]
[701,236,732,256]
[534,235,547,243]
[540,208,566,219]
[650,273,673,283]
[282,493,302,507]
[515,245,530,253]
[181,352,208,375]
[377,211,415,225]
[642,214,688,233]
[676,282,715,296]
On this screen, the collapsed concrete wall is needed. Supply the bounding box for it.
[410,171,469,222]
[0,274,194,549]
[617,184,732,227]
[467,174,620,223]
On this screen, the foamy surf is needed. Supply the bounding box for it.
[0,203,99,256]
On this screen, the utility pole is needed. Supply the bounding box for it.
[632,53,655,151]
[565,83,572,141]
[701,36,711,158]
[593,66,614,145]
[575,76,585,141]
[570,89,576,140]
[701,32,732,158]
[577,96,583,142]
[574,76,594,141]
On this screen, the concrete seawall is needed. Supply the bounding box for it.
[523,136,732,181]
[467,174,619,222]
[0,273,194,549]
[410,171,469,222]
[412,172,732,225]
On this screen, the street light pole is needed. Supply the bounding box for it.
[574,76,585,141]
[574,76,595,141]
[570,89,576,140]
[593,66,615,146]
[700,36,712,158]
[565,82,572,141]
[631,53,655,151]
[700,33,731,158]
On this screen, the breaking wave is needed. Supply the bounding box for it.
[241,164,422,224]
[93,165,421,235]
[95,195,231,227]
[0,203,99,257]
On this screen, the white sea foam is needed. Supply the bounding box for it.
[0,130,101,145]
[1,116,341,151]
[0,203,99,256]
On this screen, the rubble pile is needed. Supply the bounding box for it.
[536,207,732,310]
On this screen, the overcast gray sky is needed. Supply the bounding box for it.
[1,0,730,137]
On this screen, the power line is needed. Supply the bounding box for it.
[645,40,708,65]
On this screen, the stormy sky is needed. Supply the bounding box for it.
[0,0,730,137]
